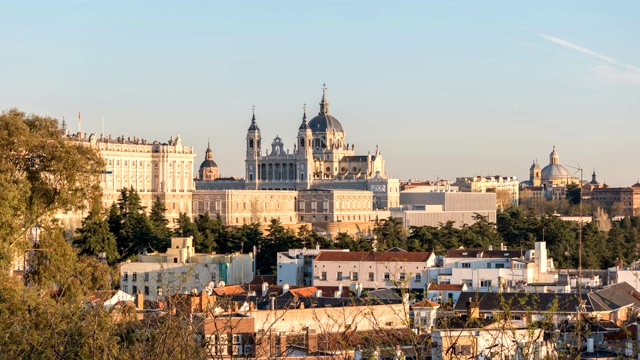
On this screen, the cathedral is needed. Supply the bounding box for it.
[198,87,399,210]
[523,146,580,187]
[520,146,581,202]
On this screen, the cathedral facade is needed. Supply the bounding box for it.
[241,88,399,210]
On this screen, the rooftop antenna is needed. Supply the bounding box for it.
[102,116,105,136]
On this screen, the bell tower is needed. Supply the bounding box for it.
[296,105,314,189]
[530,160,541,186]
[245,106,261,189]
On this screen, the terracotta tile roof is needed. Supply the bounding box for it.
[314,251,432,263]
[445,249,525,259]
[428,283,464,291]
[413,299,440,308]
[288,286,318,298]
[212,285,246,296]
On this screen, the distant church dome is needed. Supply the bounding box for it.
[199,141,220,181]
[308,87,344,134]
[539,146,578,184]
[540,164,573,181]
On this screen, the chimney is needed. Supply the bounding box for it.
[136,292,144,310]
[200,291,209,312]
[466,297,479,319]
[262,282,269,297]
[488,245,493,251]
[270,295,276,310]
[306,328,317,353]
[315,289,323,298]
[282,284,289,294]
[299,302,305,310]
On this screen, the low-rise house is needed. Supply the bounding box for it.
[452,282,640,327]
[412,299,440,334]
[426,283,467,306]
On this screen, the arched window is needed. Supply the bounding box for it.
[249,139,254,148]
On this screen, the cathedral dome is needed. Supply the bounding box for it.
[199,158,218,169]
[199,141,220,181]
[308,114,344,133]
[308,86,345,134]
[540,164,572,181]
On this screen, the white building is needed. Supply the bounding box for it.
[276,247,350,287]
[432,242,555,291]
[119,237,254,301]
[412,299,440,334]
[312,250,436,290]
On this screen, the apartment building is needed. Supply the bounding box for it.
[119,237,254,301]
[312,250,436,290]
[432,242,556,291]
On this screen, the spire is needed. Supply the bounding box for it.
[299,104,310,130]
[205,139,213,160]
[590,169,598,184]
[248,105,260,131]
[318,84,329,115]
[550,145,559,165]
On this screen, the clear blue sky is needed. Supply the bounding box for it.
[2,1,639,186]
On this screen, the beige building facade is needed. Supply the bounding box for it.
[192,190,299,226]
[64,125,195,225]
[454,175,519,209]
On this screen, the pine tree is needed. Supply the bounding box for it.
[73,203,119,264]
[148,196,171,251]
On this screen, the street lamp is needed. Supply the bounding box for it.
[565,163,583,356]
[564,164,583,284]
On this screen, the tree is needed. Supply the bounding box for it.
[194,212,226,253]
[73,202,119,264]
[112,188,155,259]
[0,109,103,271]
[593,207,611,232]
[565,183,581,205]
[373,217,407,250]
[148,196,171,251]
[174,212,201,243]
